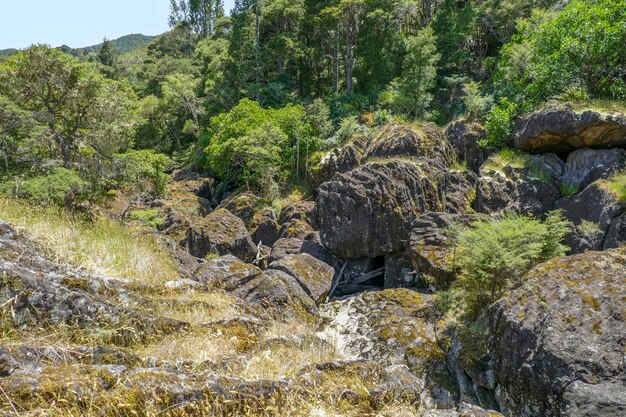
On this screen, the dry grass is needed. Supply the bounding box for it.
[0,198,179,285]
[138,290,241,326]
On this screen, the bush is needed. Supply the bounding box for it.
[451,211,569,317]
[482,98,516,149]
[130,209,164,228]
[116,150,171,196]
[607,171,626,202]
[1,167,87,205]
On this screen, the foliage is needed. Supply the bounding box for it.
[201,99,317,196]
[607,171,626,202]
[130,209,165,228]
[483,98,516,149]
[116,150,171,196]
[559,181,580,197]
[0,167,87,205]
[383,27,440,118]
[461,81,493,122]
[451,211,569,317]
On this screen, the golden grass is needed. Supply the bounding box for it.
[0,198,179,285]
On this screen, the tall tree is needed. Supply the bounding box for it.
[169,0,225,38]
[0,46,139,167]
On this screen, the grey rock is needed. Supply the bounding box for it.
[268,253,334,302]
[514,105,626,153]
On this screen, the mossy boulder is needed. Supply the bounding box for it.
[268,253,334,303]
[185,208,257,262]
[489,247,626,417]
[220,192,262,228]
[317,159,449,259]
[445,120,491,174]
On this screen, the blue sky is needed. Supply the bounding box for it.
[0,0,236,49]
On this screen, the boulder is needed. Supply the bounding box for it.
[268,237,340,271]
[444,170,478,214]
[514,105,626,153]
[383,252,415,289]
[220,193,262,228]
[276,218,317,240]
[268,254,334,302]
[561,148,626,190]
[363,122,454,163]
[475,156,560,217]
[249,208,279,247]
[317,159,449,259]
[277,201,318,229]
[307,135,367,188]
[489,247,626,417]
[554,181,625,253]
[185,208,257,263]
[193,255,317,317]
[445,121,490,173]
[407,213,489,290]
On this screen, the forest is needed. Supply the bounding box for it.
[0,0,624,205]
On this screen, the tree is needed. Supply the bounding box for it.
[169,0,225,38]
[98,37,118,68]
[383,27,439,117]
[0,46,139,168]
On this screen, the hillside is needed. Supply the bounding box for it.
[0,33,155,58]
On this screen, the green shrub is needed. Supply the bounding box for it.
[559,180,580,197]
[607,171,626,202]
[116,150,171,196]
[451,211,569,317]
[129,209,164,228]
[1,167,87,205]
[482,98,516,149]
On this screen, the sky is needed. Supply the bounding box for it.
[0,0,236,50]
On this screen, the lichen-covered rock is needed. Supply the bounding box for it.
[407,213,489,290]
[193,255,316,318]
[268,254,334,302]
[308,135,367,188]
[445,121,490,174]
[383,252,415,289]
[554,180,625,253]
[276,218,317,240]
[317,159,449,259]
[249,208,279,247]
[220,193,262,228]
[489,247,626,417]
[561,148,626,190]
[444,170,478,214]
[363,122,454,163]
[278,201,318,229]
[476,159,560,217]
[186,208,257,262]
[514,105,626,153]
[319,289,456,409]
[268,237,340,272]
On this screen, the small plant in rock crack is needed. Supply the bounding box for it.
[559,180,580,197]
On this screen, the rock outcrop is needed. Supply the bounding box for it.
[445,121,490,173]
[317,159,449,259]
[489,247,626,417]
[185,208,257,262]
[268,253,334,302]
[514,105,626,153]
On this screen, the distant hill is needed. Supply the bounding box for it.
[0,34,156,58]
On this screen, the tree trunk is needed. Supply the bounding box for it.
[345,31,353,95]
[333,32,340,94]
[255,0,261,102]
[60,137,72,168]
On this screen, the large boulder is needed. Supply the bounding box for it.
[445,121,490,174]
[268,236,340,271]
[489,247,626,417]
[554,180,625,253]
[249,208,279,247]
[220,193,262,228]
[317,159,449,259]
[561,148,626,190]
[475,154,560,217]
[268,254,334,302]
[363,122,454,163]
[193,255,317,317]
[185,208,257,263]
[514,105,626,153]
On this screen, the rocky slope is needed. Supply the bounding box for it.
[2,110,626,416]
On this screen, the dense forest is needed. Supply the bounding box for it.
[1,0,624,205]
